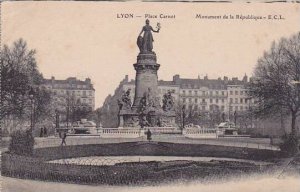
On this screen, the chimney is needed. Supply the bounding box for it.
[223,76,228,82]
[243,74,248,83]
[125,75,129,82]
[173,74,180,84]
[85,78,91,84]
[204,75,208,80]
[232,77,238,84]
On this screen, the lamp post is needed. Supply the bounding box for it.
[55,109,60,129]
[182,105,186,133]
[28,88,35,134]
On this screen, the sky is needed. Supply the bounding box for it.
[2,2,300,108]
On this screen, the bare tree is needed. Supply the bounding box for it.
[249,32,300,135]
[1,39,52,134]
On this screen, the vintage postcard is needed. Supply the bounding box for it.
[1,1,300,192]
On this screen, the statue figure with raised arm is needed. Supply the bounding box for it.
[137,19,161,53]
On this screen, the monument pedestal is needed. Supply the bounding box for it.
[117,21,176,130]
[118,52,176,129]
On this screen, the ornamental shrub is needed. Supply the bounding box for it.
[9,129,35,156]
[279,133,299,157]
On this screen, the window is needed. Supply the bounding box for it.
[240,98,243,103]
[202,91,205,96]
[235,106,238,111]
[222,91,225,96]
[202,106,206,111]
[240,91,244,95]
[194,90,198,95]
[209,91,213,96]
[235,98,238,103]
[189,98,192,103]
[189,90,192,95]
[182,90,186,95]
[230,91,233,95]
[240,106,243,111]
[229,106,233,111]
[216,91,219,95]
[195,98,198,103]
[216,99,219,103]
[221,106,225,111]
[83,91,86,96]
[235,91,238,95]
[222,99,224,103]
[183,98,186,103]
[210,99,213,103]
[230,98,233,103]
[209,105,213,110]
[202,98,205,103]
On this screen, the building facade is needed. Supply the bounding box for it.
[100,74,255,128]
[122,74,253,116]
[41,77,95,112]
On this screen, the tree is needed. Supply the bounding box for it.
[1,39,51,133]
[86,108,103,127]
[248,33,300,136]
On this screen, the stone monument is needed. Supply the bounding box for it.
[118,20,176,128]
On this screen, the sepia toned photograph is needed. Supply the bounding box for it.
[1,2,300,192]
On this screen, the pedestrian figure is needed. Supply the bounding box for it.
[43,126,47,137]
[146,129,152,142]
[40,127,44,137]
[61,132,67,146]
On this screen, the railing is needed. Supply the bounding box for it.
[183,128,218,139]
[144,127,181,134]
[98,128,142,138]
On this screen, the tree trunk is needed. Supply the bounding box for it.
[291,112,297,135]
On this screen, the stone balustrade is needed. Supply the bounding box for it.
[98,128,142,138]
[143,127,181,134]
[183,128,218,139]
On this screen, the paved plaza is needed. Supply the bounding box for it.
[1,134,279,151]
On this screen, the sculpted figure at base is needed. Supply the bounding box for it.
[137,19,160,53]
[162,90,175,111]
[118,89,132,110]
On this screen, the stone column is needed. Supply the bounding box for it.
[132,53,160,110]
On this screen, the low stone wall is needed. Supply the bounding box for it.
[183,128,218,139]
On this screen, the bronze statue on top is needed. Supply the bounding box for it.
[137,19,161,53]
